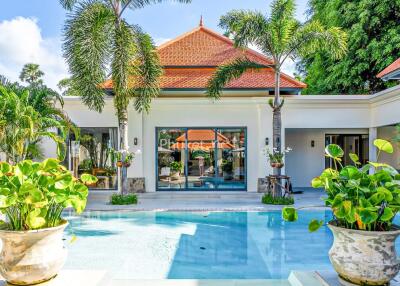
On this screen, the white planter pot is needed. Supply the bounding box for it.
[328,222,400,285]
[0,221,68,285]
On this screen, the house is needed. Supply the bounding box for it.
[44,23,400,192]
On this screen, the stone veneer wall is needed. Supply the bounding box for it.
[257,178,268,193]
[127,178,146,193]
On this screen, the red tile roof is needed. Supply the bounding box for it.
[377,58,400,79]
[102,25,306,91]
[158,26,273,67]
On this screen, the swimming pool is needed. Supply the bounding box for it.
[63,211,400,279]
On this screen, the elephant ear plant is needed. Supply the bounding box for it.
[283,139,400,232]
[0,158,97,230]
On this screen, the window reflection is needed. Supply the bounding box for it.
[68,127,118,190]
[157,128,246,191]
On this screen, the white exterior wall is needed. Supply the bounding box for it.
[378,126,400,168]
[285,128,369,187]
[43,85,400,192]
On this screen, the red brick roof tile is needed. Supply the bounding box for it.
[377,58,400,79]
[102,25,306,91]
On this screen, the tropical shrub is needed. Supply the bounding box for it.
[110,193,137,205]
[283,139,400,232]
[0,159,97,231]
[0,83,76,163]
[262,193,294,205]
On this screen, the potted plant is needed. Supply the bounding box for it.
[283,139,400,285]
[112,149,135,168]
[265,147,291,168]
[0,159,97,285]
[170,161,183,181]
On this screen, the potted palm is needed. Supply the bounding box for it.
[283,139,400,285]
[265,147,291,169]
[0,159,97,285]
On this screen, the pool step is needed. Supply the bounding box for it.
[289,271,327,286]
[137,191,263,200]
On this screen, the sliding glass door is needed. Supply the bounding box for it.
[156,127,246,191]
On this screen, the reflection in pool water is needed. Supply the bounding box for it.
[63,211,400,279]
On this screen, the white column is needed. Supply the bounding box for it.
[369,127,377,165]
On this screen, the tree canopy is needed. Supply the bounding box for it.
[299,0,400,94]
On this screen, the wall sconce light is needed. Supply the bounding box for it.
[265,137,269,146]
[134,137,138,146]
[311,140,315,147]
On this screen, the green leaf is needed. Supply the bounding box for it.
[349,153,361,165]
[71,198,86,214]
[380,207,394,222]
[358,209,378,225]
[55,174,73,189]
[325,144,344,158]
[311,177,323,188]
[377,186,393,202]
[340,166,360,180]
[308,219,324,232]
[282,207,298,222]
[42,158,59,171]
[80,173,98,185]
[0,162,12,176]
[374,139,393,154]
[320,168,339,179]
[16,160,33,176]
[26,209,46,229]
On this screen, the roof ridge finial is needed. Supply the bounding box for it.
[199,15,203,27]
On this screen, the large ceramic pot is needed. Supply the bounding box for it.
[0,221,68,285]
[328,222,400,285]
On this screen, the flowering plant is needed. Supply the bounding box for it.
[264,147,292,164]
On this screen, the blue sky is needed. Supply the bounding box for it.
[0,0,308,89]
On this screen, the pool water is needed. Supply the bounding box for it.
[63,211,400,279]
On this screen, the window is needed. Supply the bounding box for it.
[68,127,118,190]
[156,127,246,191]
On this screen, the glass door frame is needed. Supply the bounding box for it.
[325,133,368,169]
[155,127,247,192]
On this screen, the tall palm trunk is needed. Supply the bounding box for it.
[119,109,129,195]
[272,66,283,196]
[113,0,129,195]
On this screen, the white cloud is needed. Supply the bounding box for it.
[154,37,171,46]
[0,17,68,90]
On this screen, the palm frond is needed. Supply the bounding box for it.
[206,58,266,100]
[121,0,191,11]
[111,19,135,117]
[286,20,347,62]
[269,0,299,56]
[220,10,268,49]
[59,0,79,10]
[63,1,115,112]
[130,26,163,112]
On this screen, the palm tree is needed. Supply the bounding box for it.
[207,0,347,187]
[58,77,79,96]
[19,63,45,85]
[0,84,71,163]
[61,0,190,194]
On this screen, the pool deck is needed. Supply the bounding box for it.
[84,188,326,212]
[5,270,398,286]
